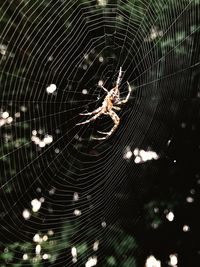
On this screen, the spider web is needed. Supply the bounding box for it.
[0,0,199,266]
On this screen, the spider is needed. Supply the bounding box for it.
[76,67,131,140]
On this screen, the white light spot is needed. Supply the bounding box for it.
[169,254,178,266]
[98,80,103,86]
[181,122,186,128]
[35,244,41,255]
[49,188,56,195]
[85,256,97,267]
[154,207,159,213]
[20,106,27,112]
[84,54,89,60]
[6,117,13,124]
[133,148,159,164]
[43,134,53,144]
[48,56,53,61]
[47,230,54,236]
[93,240,99,251]
[0,119,5,126]
[134,156,141,164]
[72,257,77,263]
[31,199,42,212]
[82,89,88,95]
[43,254,50,260]
[183,225,190,232]
[55,148,60,153]
[32,130,37,135]
[166,211,174,222]
[99,56,104,62]
[22,209,31,220]
[55,128,60,134]
[125,151,133,159]
[38,129,43,134]
[123,146,133,159]
[39,141,46,148]
[167,140,171,146]
[133,148,139,156]
[190,189,195,194]
[31,136,40,144]
[33,234,41,243]
[0,44,7,56]
[97,0,107,6]
[48,207,53,213]
[46,84,57,94]
[144,27,163,42]
[74,209,81,216]
[145,255,161,267]
[23,254,28,260]
[43,235,48,242]
[39,197,45,203]
[186,196,194,203]
[2,111,9,119]
[71,247,77,257]
[83,64,87,70]
[140,150,158,161]
[73,192,79,201]
[101,221,106,228]
[152,222,159,229]
[15,112,20,118]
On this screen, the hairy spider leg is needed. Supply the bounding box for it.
[112,106,121,110]
[93,110,120,140]
[79,106,102,116]
[76,111,103,125]
[116,81,132,105]
[116,67,122,87]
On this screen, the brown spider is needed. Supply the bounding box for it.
[76,67,131,140]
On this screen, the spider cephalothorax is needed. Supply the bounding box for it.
[76,67,131,140]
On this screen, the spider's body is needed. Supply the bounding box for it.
[76,67,131,140]
[102,87,118,111]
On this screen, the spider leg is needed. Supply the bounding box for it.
[99,85,109,93]
[116,81,132,105]
[93,110,120,140]
[92,134,108,140]
[79,107,102,116]
[113,106,121,111]
[76,111,102,125]
[116,67,122,87]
